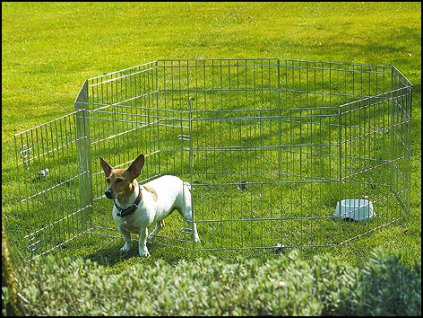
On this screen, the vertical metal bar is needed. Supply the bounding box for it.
[75,80,93,230]
[337,67,343,213]
[405,84,412,217]
[52,119,60,244]
[187,96,196,249]
[277,59,282,184]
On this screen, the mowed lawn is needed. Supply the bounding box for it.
[2,2,421,267]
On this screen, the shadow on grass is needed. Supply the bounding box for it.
[83,244,134,267]
[82,236,192,268]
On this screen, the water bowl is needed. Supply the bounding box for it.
[334,199,375,221]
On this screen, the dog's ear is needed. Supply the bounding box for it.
[100,157,113,177]
[125,154,145,180]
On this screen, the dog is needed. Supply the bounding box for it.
[100,154,200,257]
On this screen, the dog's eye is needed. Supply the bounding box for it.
[116,179,123,184]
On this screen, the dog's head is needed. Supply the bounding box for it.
[99,154,145,201]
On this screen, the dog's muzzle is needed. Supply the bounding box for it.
[105,188,113,199]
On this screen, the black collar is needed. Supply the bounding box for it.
[115,185,142,218]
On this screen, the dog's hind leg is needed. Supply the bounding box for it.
[147,219,165,243]
[179,207,200,244]
[188,213,201,243]
[179,184,201,243]
[171,181,200,244]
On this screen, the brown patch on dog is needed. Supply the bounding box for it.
[143,184,158,201]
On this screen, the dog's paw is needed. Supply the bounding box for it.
[120,243,132,254]
[193,233,201,244]
[139,248,151,257]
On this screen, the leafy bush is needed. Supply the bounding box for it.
[11,248,421,316]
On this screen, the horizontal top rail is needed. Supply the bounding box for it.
[13,110,82,137]
[84,58,409,86]
[87,61,158,82]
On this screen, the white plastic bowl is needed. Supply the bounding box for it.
[334,199,375,221]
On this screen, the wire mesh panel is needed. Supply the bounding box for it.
[77,62,192,244]
[9,111,92,262]
[9,58,412,261]
[81,58,412,252]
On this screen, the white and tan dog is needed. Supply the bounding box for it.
[100,154,200,257]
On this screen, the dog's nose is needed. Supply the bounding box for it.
[105,188,113,199]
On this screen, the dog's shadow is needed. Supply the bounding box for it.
[83,239,186,267]
[84,243,133,267]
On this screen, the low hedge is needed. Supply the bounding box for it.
[7,248,421,316]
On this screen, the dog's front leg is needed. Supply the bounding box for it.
[119,227,132,254]
[138,227,150,257]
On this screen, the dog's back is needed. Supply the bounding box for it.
[144,175,191,219]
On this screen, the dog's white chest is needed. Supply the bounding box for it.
[112,204,151,234]
[113,214,140,233]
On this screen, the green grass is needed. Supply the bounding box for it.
[2,2,421,274]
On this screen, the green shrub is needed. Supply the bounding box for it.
[11,249,420,316]
[342,249,422,316]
